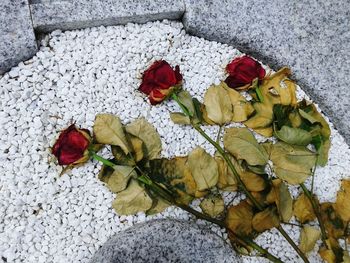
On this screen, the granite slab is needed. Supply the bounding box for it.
[0,0,38,74]
[30,0,185,32]
[90,219,240,263]
[183,0,350,144]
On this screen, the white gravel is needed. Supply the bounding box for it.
[0,20,349,263]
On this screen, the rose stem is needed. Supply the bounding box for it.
[300,183,328,247]
[90,152,284,263]
[171,95,309,263]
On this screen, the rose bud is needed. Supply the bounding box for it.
[224,55,266,90]
[52,124,92,166]
[139,60,183,105]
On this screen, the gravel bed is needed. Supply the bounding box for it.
[0,20,349,263]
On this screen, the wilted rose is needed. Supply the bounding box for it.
[139,60,183,105]
[225,56,266,90]
[52,124,91,165]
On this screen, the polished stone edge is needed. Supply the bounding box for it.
[30,0,185,32]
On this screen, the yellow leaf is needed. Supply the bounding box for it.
[203,82,233,125]
[270,142,316,185]
[224,86,254,122]
[170,112,191,125]
[244,102,273,131]
[93,114,131,154]
[223,127,269,166]
[299,226,321,253]
[294,193,316,223]
[334,179,350,222]
[200,195,225,218]
[225,201,253,236]
[112,179,153,215]
[188,147,219,191]
[252,207,280,232]
[215,154,237,191]
[266,179,293,222]
[125,118,162,160]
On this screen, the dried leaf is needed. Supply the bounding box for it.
[98,164,136,193]
[319,238,344,263]
[112,179,153,215]
[111,145,135,166]
[203,82,233,125]
[94,114,131,154]
[128,134,145,162]
[188,147,219,191]
[226,201,253,236]
[266,179,293,222]
[270,142,316,185]
[294,193,316,223]
[177,90,196,116]
[170,112,191,125]
[299,226,321,253]
[241,171,266,192]
[334,179,350,222]
[125,118,162,160]
[149,157,196,203]
[252,207,280,232]
[321,202,346,239]
[244,102,273,133]
[215,154,237,191]
[146,197,170,215]
[200,195,225,218]
[274,126,312,146]
[224,86,254,122]
[223,127,269,166]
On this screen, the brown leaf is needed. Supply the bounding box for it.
[215,154,237,191]
[225,201,254,236]
[320,202,346,239]
[294,193,316,223]
[146,197,170,215]
[241,171,266,192]
[334,179,350,222]
[98,164,136,193]
[252,207,280,232]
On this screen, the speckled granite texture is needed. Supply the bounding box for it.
[90,219,240,263]
[183,0,350,144]
[0,0,37,74]
[30,0,185,32]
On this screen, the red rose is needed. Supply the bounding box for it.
[224,56,266,90]
[139,60,183,105]
[52,124,91,165]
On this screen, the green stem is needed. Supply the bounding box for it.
[216,126,223,144]
[171,93,192,117]
[90,153,283,263]
[256,85,264,103]
[300,183,328,247]
[191,124,309,262]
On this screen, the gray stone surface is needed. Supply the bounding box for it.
[30,0,185,32]
[0,0,38,74]
[183,0,350,144]
[90,219,240,263]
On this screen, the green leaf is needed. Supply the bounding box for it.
[98,164,136,193]
[93,114,131,154]
[170,112,191,125]
[112,179,153,215]
[177,90,195,117]
[223,127,269,166]
[274,126,312,146]
[125,118,162,160]
[299,109,318,124]
[266,179,293,222]
[270,142,316,185]
[188,147,219,191]
[299,226,321,253]
[200,194,225,218]
[203,82,233,125]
